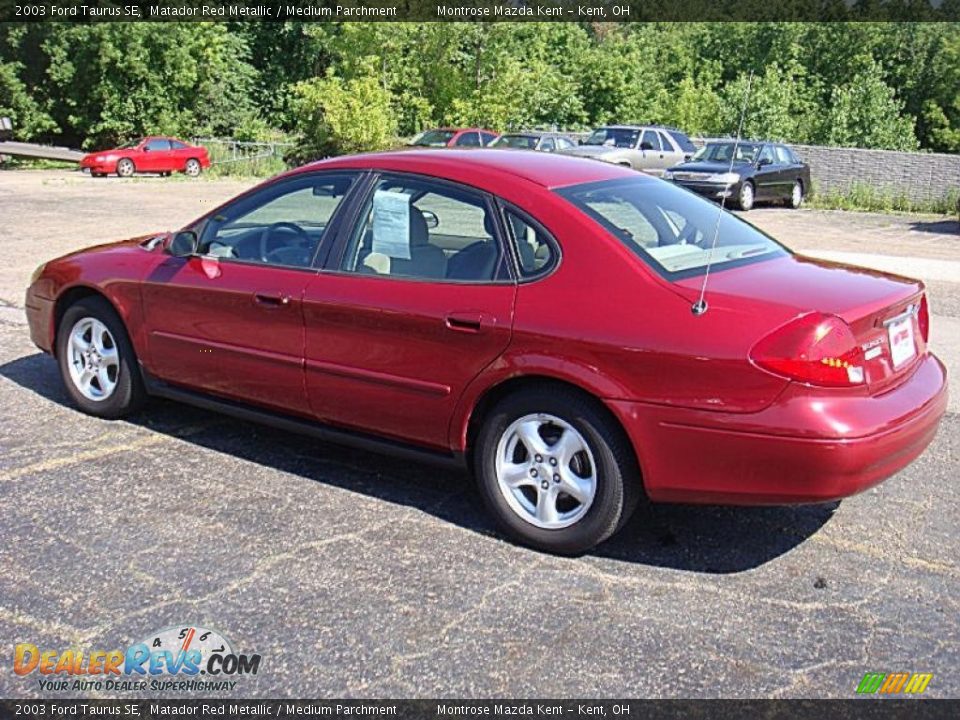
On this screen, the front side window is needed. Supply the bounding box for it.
[556,178,786,279]
[640,130,661,151]
[341,177,503,282]
[199,173,356,268]
[540,137,556,152]
[455,132,482,147]
[145,139,171,151]
[480,132,498,146]
[556,137,574,150]
[758,145,776,165]
[493,134,538,150]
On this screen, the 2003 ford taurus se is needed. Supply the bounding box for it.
[25,150,948,553]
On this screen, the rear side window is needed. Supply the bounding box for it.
[503,208,558,279]
[667,130,697,153]
[480,132,498,146]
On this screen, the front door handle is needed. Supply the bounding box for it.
[254,292,291,307]
[445,311,491,334]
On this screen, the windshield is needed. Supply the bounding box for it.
[691,142,762,164]
[583,128,640,149]
[411,130,456,147]
[492,134,538,149]
[556,177,787,278]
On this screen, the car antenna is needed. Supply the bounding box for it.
[692,71,754,317]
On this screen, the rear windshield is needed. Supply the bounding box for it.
[492,134,539,149]
[411,130,456,147]
[556,178,787,279]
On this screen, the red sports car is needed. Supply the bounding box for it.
[409,127,500,148]
[79,136,210,178]
[25,151,947,553]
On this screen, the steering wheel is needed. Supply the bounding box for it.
[259,222,311,262]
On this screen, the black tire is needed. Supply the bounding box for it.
[56,296,146,419]
[474,385,641,554]
[737,180,755,211]
[789,180,804,209]
[116,158,135,178]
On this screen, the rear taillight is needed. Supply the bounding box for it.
[750,313,865,387]
[918,294,930,343]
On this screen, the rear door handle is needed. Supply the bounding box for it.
[445,311,490,334]
[254,292,291,307]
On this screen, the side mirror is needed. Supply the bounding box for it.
[421,210,439,229]
[640,141,654,151]
[168,230,198,257]
[757,157,772,167]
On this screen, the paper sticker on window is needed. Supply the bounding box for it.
[372,190,412,260]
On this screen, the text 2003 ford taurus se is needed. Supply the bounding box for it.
[25,151,948,553]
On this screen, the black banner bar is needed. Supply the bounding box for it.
[2,700,960,720]
[0,0,958,23]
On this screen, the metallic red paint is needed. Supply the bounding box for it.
[25,150,948,506]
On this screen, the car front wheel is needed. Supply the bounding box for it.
[116,158,135,178]
[737,180,755,211]
[56,296,146,419]
[474,387,640,554]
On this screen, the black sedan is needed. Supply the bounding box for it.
[664,141,811,211]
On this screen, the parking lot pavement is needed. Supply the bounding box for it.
[1,170,958,698]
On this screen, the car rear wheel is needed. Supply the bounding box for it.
[56,296,145,419]
[116,158,135,178]
[738,180,755,211]
[789,180,804,209]
[474,386,640,554]
[184,158,202,177]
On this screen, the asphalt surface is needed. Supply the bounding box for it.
[0,170,958,699]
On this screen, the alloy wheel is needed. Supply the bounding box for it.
[66,317,120,401]
[185,159,201,177]
[495,413,598,529]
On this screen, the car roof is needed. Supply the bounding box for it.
[302,149,639,190]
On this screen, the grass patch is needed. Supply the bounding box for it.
[809,181,959,216]
[0,156,78,171]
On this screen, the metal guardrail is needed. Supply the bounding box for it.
[192,137,292,165]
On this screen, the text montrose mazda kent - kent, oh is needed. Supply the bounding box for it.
[25,150,948,553]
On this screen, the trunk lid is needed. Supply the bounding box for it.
[673,254,927,393]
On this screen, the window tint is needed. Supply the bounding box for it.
[774,145,793,164]
[199,173,356,268]
[170,140,188,150]
[667,130,697,153]
[504,209,557,278]
[758,145,776,165]
[640,130,661,151]
[480,132,498,146]
[455,132,482,147]
[556,178,786,279]
[145,139,171,151]
[341,177,502,282]
[540,137,556,152]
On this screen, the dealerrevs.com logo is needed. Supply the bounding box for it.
[14,625,261,692]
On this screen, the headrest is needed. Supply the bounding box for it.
[410,208,430,247]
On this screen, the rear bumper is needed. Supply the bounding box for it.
[609,353,948,505]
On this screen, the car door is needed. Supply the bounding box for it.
[637,130,668,175]
[752,145,780,199]
[657,130,685,169]
[773,144,800,199]
[301,173,516,450]
[141,171,360,415]
[142,138,172,172]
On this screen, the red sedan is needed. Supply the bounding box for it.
[79,136,210,178]
[409,127,499,148]
[25,151,947,553]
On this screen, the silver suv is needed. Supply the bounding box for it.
[560,125,696,176]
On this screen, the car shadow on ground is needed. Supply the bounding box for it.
[1,352,837,574]
[909,218,960,235]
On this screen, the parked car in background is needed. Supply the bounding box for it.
[0,116,12,141]
[409,128,499,148]
[26,150,946,554]
[664,140,811,211]
[559,125,696,176]
[80,137,210,178]
[490,131,577,152]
